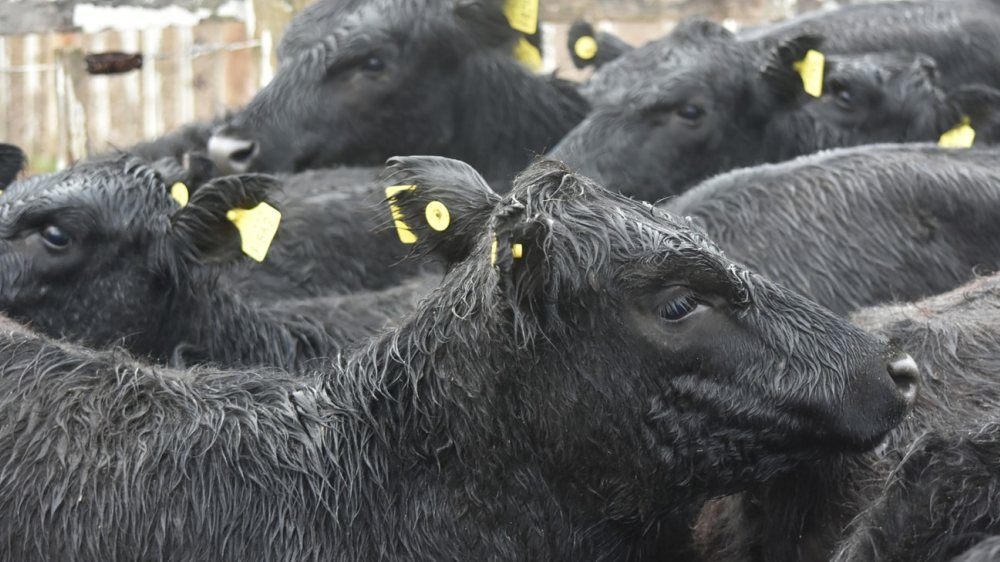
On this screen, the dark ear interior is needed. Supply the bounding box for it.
[171,174,281,264]
[760,34,825,104]
[492,201,555,330]
[381,155,501,266]
[949,84,1000,144]
[0,143,27,189]
[150,151,217,196]
[567,19,633,70]
[454,0,521,50]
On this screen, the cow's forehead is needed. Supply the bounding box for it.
[278,0,451,59]
[0,160,173,227]
[583,38,744,107]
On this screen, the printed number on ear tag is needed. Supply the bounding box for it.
[574,35,598,61]
[793,49,825,98]
[939,116,976,148]
[385,185,417,244]
[227,202,281,262]
[504,0,538,35]
[171,182,189,207]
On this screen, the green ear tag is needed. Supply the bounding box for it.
[170,182,189,207]
[938,116,976,148]
[226,202,282,262]
[503,0,539,35]
[793,49,825,98]
[385,185,417,244]
[574,35,598,60]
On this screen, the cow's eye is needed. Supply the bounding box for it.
[40,225,71,249]
[658,290,700,322]
[829,80,853,108]
[677,104,705,121]
[360,55,385,72]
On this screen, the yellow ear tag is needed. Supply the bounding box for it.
[170,182,189,207]
[513,37,543,71]
[385,184,417,244]
[938,116,976,148]
[226,202,281,262]
[511,243,523,259]
[574,35,598,61]
[491,237,498,265]
[792,49,825,98]
[503,0,538,35]
[425,201,451,232]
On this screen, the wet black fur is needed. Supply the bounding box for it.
[695,274,1000,562]
[0,158,907,561]
[669,143,1000,315]
[0,143,26,188]
[212,0,588,187]
[552,1,1000,200]
[0,156,410,369]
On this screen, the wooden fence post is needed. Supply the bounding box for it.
[55,48,89,166]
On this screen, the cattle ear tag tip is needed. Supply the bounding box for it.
[170,182,189,207]
[574,35,598,61]
[938,116,976,148]
[425,200,450,232]
[793,49,825,98]
[385,185,418,244]
[226,202,281,262]
[513,37,543,71]
[490,238,523,265]
[503,0,539,35]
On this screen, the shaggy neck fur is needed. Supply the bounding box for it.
[157,276,337,370]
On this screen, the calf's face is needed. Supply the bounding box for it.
[0,155,274,354]
[209,0,533,175]
[551,23,987,200]
[385,157,917,501]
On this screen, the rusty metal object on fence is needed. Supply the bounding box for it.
[84,52,143,75]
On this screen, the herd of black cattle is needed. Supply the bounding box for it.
[1,0,1000,559]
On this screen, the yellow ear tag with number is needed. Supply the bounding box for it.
[504,0,538,35]
[793,49,825,98]
[385,185,417,244]
[170,182,189,207]
[425,201,451,232]
[513,37,543,71]
[574,35,598,61]
[226,202,281,262]
[938,116,976,148]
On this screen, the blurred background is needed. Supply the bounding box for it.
[0,0,862,173]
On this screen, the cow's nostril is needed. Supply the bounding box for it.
[230,142,257,164]
[207,135,258,174]
[887,354,919,405]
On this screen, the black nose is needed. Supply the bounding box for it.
[208,126,259,174]
[887,354,919,406]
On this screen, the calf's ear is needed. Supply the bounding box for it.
[0,143,26,189]
[948,84,1000,146]
[170,174,283,264]
[760,34,826,104]
[567,19,633,70]
[381,155,501,266]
